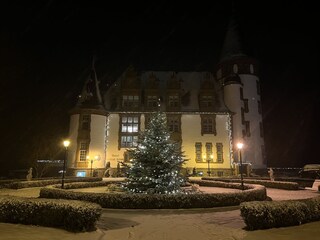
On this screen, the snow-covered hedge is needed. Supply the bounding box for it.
[240,197,320,230]
[201,177,299,190]
[54,179,124,189]
[4,177,102,189]
[0,195,102,232]
[39,182,266,209]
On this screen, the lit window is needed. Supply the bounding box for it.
[76,171,86,177]
[121,116,139,133]
[79,142,87,161]
[216,143,223,163]
[120,115,140,148]
[206,143,213,160]
[195,142,202,162]
[121,136,138,147]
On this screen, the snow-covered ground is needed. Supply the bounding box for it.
[0,184,319,240]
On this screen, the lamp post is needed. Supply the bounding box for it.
[61,140,70,189]
[87,155,99,177]
[207,154,213,177]
[236,142,244,190]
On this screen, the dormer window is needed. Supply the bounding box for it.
[200,95,213,108]
[147,95,158,108]
[233,64,238,73]
[122,95,139,108]
[168,94,179,108]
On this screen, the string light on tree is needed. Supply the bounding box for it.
[125,110,187,194]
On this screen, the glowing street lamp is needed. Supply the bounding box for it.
[236,142,244,190]
[61,140,70,189]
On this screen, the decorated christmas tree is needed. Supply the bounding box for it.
[125,111,186,194]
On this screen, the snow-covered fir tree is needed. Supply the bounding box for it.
[125,111,186,194]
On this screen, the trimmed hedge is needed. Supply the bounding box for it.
[240,197,320,230]
[4,177,102,189]
[0,195,102,232]
[202,177,299,190]
[39,180,267,209]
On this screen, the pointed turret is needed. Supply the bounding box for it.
[67,58,108,177]
[219,12,245,62]
[215,7,266,171]
[76,59,105,111]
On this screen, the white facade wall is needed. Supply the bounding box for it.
[224,84,243,144]
[67,114,79,168]
[181,114,231,170]
[88,115,107,169]
[105,113,232,171]
[240,74,265,169]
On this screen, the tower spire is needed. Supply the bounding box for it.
[76,57,105,110]
[219,6,245,62]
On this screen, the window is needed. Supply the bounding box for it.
[261,145,266,164]
[121,116,139,133]
[243,99,249,113]
[250,64,254,74]
[241,108,245,124]
[122,95,139,108]
[124,151,133,162]
[81,115,90,130]
[147,95,158,108]
[195,142,202,162]
[201,115,216,135]
[216,143,223,163]
[120,115,140,148]
[256,80,261,95]
[217,171,224,177]
[240,87,244,100]
[205,143,213,161]
[258,100,262,114]
[217,69,222,79]
[167,115,180,133]
[79,142,88,161]
[76,171,86,177]
[200,95,213,108]
[233,64,238,73]
[245,121,251,137]
[121,136,138,147]
[168,95,179,108]
[260,122,264,138]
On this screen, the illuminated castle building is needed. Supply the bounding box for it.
[66,17,266,177]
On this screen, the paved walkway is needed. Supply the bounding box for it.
[0,184,319,240]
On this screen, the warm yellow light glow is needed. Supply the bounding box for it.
[202,154,206,159]
[86,155,90,160]
[210,154,213,159]
[94,155,99,160]
[237,142,244,150]
[63,140,70,148]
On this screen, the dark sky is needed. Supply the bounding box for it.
[0,1,319,175]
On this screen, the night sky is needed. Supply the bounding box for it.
[0,1,319,175]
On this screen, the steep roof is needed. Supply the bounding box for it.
[219,11,246,62]
[75,60,105,111]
